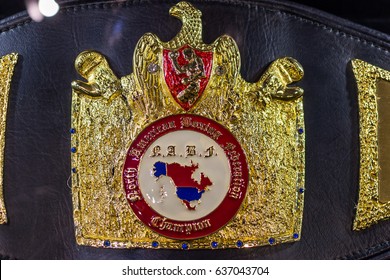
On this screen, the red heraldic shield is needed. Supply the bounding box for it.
[163,45,213,110]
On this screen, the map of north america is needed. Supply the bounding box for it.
[153,161,212,210]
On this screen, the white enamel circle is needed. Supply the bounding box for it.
[138,130,231,221]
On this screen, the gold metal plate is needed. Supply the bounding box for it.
[352,59,390,230]
[71,2,305,249]
[376,79,390,203]
[0,53,18,224]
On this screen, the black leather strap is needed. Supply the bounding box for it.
[0,0,389,259]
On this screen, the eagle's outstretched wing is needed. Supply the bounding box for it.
[202,35,240,120]
[213,35,240,84]
[132,33,165,116]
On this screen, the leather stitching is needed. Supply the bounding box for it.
[0,0,389,54]
[277,10,389,54]
[338,240,390,259]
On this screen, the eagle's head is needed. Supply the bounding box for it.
[169,1,202,22]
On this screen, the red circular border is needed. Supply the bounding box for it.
[123,114,249,240]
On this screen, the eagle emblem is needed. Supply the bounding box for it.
[72,1,303,111]
[71,1,305,249]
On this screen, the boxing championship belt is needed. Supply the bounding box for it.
[0,0,389,259]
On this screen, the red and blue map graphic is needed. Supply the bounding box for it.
[153,161,212,210]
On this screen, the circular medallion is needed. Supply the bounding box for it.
[123,114,249,240]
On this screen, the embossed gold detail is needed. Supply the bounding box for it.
[376,79,390,203]
[0,53,18,224]
[352,59,390,230]
[71,2,304,248]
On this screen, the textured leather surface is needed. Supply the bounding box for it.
[0,0,389,259]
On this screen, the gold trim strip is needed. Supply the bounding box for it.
[352,59,390,230]
[0,53,18,224]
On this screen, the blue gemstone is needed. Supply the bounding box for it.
[152,241,159,248]
[182,243,189,250]
[211,241,218,248]
[298,128,304,134]
[268,238,275,245]
[70,128,76,134]
[293,233,299,239]
[71,168,77,173]
[103,240,110,247]
[299,188,305,194]
[236,240,243,248]
[71,147,77,153]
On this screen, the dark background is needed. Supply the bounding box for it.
[1,0,390,34]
